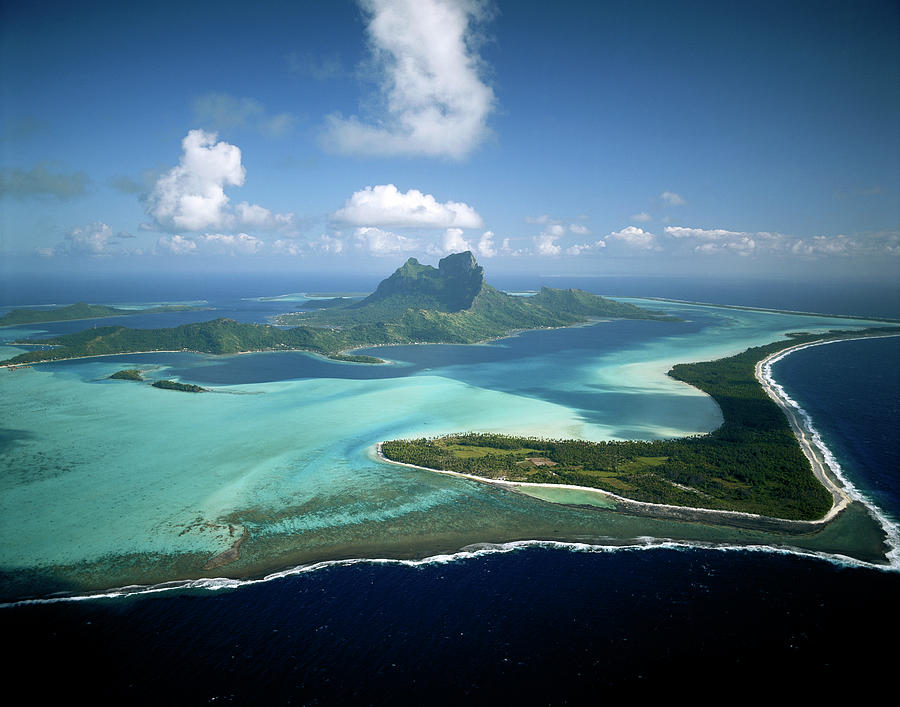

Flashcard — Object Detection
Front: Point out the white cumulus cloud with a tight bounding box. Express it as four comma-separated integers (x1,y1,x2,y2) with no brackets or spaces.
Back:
147,130,293,234
197,233,265,255
695,237,756,256
476,230,497,257
147,130,246,232
322,0,495,160
665,226,746,240
156,233,265,256
790,235,855,256
607,226,657,250
235,202,296,230
157,235,198,255
428,227,472,255
660,191,686,206
533,223,565,255
332,184,483,228
566,240,606,255
354,226,420,256
56,222,116,255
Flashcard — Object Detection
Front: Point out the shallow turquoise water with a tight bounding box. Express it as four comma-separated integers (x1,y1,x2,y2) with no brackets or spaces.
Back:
0,300,888,582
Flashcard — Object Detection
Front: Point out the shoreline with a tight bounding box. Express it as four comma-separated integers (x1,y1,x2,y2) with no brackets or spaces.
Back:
376,333,900,534
375,444,830,534
0,347,397,370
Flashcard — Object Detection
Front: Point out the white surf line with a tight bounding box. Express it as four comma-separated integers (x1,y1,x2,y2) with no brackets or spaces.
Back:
5,535,896,608
759,334,900,566
756,341,852,522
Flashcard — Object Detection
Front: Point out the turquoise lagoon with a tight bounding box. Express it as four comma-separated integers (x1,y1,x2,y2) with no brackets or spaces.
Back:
0,300,894,599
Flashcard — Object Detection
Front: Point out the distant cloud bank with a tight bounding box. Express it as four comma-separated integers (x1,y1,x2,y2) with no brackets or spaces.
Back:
0,163,89,199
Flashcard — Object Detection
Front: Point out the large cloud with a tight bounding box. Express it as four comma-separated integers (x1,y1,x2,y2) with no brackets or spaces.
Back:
147,130,246,232
322,0,495,160
332,184,483,228
146,130,294,233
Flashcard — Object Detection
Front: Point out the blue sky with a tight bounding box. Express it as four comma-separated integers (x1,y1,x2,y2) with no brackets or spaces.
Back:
1,0,898,282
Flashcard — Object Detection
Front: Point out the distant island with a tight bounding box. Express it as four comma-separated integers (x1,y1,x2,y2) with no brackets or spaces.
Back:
0,302,202,327
0,252,672,367
151,380,207,393
381,327,898,522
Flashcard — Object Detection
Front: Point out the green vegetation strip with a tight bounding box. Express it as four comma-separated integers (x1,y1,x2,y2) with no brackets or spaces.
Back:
151,380,207,393
0,302,199,327
382,328,897,521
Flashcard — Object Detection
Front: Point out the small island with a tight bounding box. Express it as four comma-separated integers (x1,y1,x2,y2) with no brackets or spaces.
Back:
380,327,897,522
109,369,143,381
151,380,207,393
0,302,202,327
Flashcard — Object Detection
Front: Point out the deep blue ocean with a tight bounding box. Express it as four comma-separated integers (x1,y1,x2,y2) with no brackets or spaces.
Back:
3,273,899,703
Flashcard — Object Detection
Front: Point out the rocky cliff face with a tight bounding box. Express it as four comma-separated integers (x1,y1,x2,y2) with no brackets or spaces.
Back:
438,251,480,277
362,251,485,312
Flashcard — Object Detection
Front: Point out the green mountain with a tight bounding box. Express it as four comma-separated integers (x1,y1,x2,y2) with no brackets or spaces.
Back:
276,250,669,329
364,251,485,311
2,252,673,366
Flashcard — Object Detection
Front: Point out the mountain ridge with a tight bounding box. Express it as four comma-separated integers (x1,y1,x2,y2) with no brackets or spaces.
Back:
276,251,669,329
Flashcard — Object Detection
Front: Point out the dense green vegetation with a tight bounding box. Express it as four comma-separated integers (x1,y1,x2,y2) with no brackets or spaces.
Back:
0,302,199,326
109,369,143,381
151,380,207,393
0,252,670,367
382,328,898,520
326,353,386,364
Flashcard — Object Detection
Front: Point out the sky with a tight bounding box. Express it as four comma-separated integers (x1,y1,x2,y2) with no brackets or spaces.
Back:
1,0,898,283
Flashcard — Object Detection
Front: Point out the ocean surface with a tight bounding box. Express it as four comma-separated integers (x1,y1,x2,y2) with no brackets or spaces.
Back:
1,273,898,701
